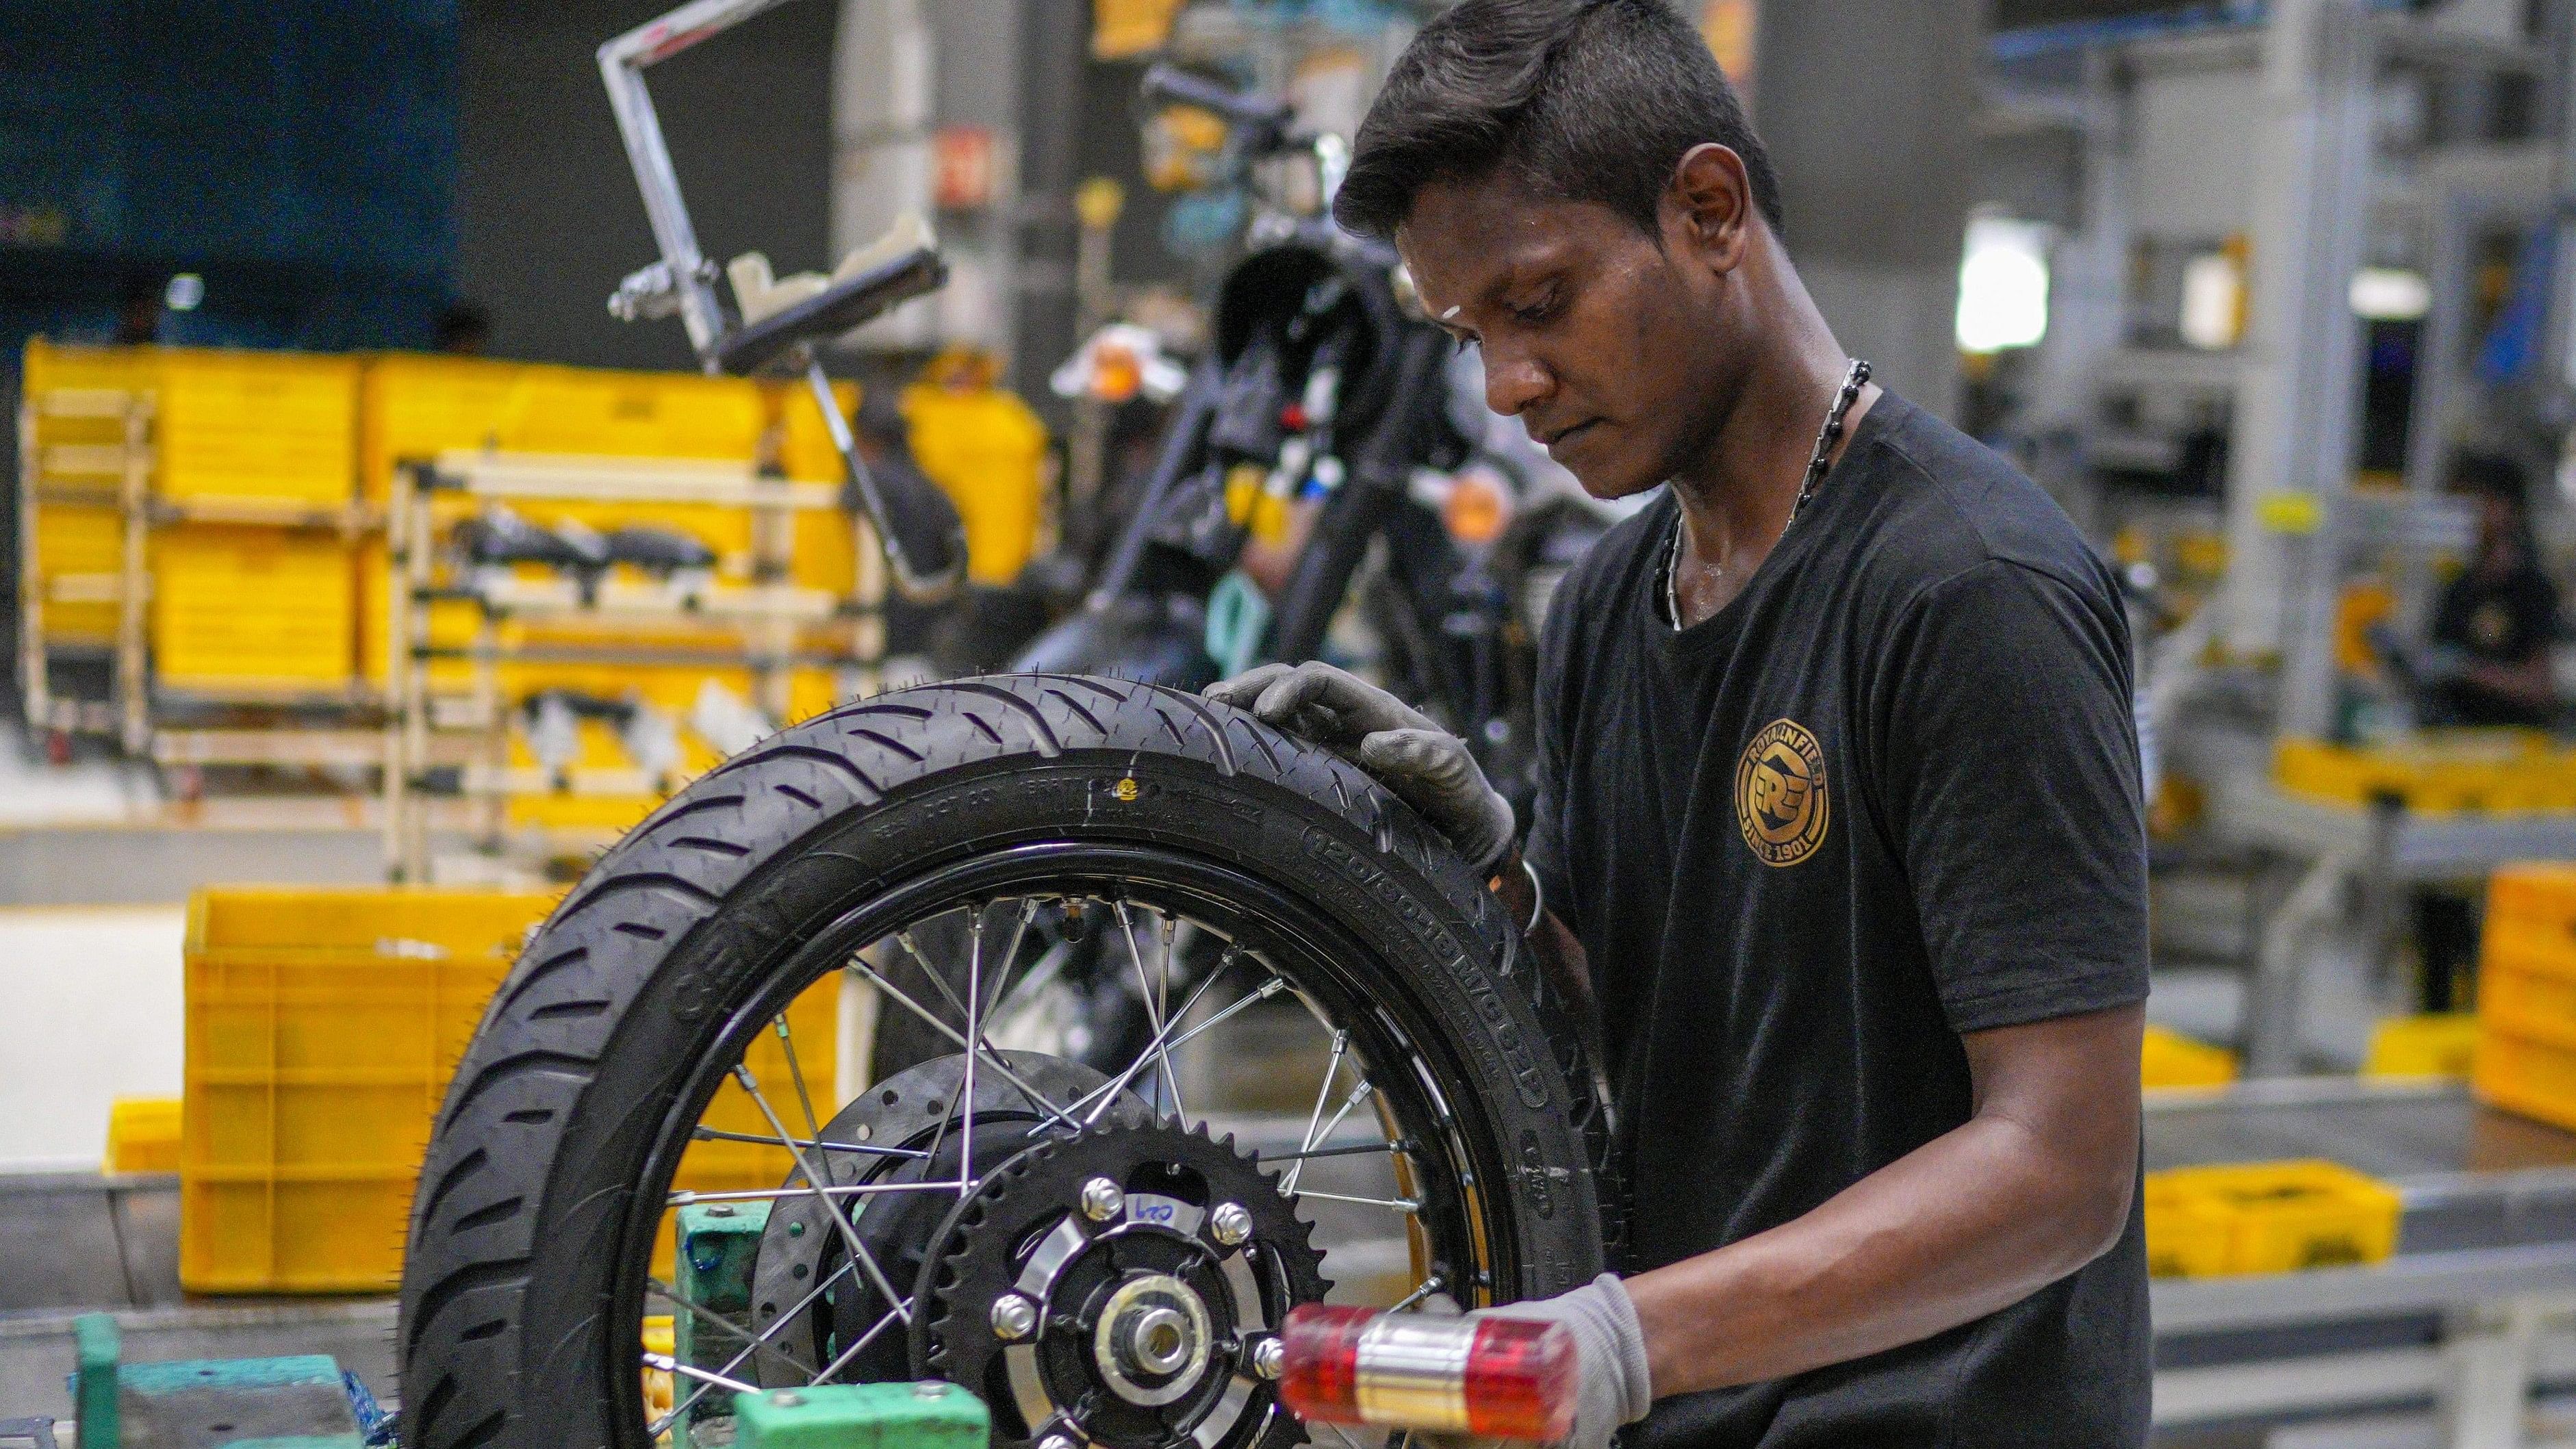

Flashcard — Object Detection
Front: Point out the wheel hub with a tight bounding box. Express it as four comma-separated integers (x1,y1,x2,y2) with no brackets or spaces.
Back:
1092,1271,1214,1404
915,1119,1329,1449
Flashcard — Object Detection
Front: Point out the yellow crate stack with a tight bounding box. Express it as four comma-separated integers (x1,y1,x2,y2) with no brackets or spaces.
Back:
180,886,843,1293
21,339,360,700
2276,733,2576,814
154,526,358,693
2143,1160,2403,1278
356,357,838,692
2474,866,2576,1131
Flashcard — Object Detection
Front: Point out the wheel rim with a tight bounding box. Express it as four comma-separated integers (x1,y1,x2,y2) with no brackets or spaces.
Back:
613,841,1527,1448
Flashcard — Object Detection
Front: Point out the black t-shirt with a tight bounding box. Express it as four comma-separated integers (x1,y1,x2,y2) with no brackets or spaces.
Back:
1525,392,2152,1448
2430,563,2559,728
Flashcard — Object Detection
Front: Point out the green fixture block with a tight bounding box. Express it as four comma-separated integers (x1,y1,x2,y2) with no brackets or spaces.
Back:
73,1314,118,1449
730,1381,990,1449
118,1356,358,1447
674,1200,771,1445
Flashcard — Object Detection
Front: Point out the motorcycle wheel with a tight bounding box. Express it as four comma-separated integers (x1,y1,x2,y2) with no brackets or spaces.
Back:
397,673,1616,1449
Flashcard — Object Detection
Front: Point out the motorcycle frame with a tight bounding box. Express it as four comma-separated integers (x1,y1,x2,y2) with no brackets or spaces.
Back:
598,0,802,369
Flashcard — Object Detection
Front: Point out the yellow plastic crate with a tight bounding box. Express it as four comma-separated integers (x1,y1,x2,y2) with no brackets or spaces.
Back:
902,381,1047,585
26,341,358,506
2141,1174,2233,1279
2275,733,2569,815
2492,864,2576,937
181,885,841,1293
181,887,557,1293
2143,1025,2238,1090
357,353,769,502
153,348,359,505
2364,1014,2479,1079
153,525,355,691
2141,1161,2403,1277
107,1097,183,1175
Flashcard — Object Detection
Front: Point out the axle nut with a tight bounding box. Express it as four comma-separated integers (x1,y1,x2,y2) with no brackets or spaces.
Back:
1080,1177,1125,1222
1209,1201,1253,1248
1249,1336,1284,1381
991,1292,1040,1342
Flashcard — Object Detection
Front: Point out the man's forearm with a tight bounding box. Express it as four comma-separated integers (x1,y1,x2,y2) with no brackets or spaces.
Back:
1623,1005,2144,1398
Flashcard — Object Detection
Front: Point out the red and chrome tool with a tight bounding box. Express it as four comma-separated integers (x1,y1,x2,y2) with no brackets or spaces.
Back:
1274,1303,1578,1442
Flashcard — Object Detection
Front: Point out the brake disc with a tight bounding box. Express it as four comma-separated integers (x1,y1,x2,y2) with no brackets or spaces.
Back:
914,1120,1328,1449
750,1051,1149,1388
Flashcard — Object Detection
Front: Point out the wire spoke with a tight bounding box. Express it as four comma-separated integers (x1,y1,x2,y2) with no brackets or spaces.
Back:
669,1179,964,1206
1386,1273,1446,1313
1074,965,1278,1127
734,1066,913,1324
1264,1138,1415,1164
846,950,1085,1131
650,1255,865,1433
806,1296,913,1387
1117,899,1184,1115
1281,1079,1379,1196
984,897,1040,1020
1281,1029,1350,1196
644,1350,756,1396
649,1277,815,1379
1292,1188,1423,1214
960,907,984,1196
691,1124,925,1159
775,1013,824,1143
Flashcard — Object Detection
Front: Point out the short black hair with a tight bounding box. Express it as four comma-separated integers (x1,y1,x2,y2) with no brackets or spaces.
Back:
1334,0,1785,244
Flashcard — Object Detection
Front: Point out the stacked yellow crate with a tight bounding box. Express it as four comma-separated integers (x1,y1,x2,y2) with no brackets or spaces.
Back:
180,886,841,1292
2276,732,2576,814
356,355,828,696
2473,866,2576,1130
2143,1161,2403,1278
21,340,361,695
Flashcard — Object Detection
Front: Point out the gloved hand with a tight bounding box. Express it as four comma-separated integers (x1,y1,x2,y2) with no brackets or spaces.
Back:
1473,1274,1653,1449
1204,661,1515,873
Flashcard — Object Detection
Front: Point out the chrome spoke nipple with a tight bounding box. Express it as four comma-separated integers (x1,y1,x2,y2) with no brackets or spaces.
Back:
991,1292,1040,1342
1080,1177,1125,1222
1249,1335,1284,1381
1209,1201,1252,1248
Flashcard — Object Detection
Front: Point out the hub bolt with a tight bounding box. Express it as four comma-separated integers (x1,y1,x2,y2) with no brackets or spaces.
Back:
1080,1177,1125,1222
990,1292,1040,1342
1209,1201,1253,1247
1249,1335,1285,1381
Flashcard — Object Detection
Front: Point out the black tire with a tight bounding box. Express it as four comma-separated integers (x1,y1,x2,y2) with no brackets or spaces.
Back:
397,673,1616,1449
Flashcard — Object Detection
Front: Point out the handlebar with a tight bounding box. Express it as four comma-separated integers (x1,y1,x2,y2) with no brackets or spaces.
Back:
713,243,945,376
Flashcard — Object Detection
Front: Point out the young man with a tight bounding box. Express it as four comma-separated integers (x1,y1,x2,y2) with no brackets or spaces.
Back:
1206,1,2152,1445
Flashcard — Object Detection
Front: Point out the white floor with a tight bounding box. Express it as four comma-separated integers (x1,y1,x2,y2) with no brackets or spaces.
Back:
0,904,186,1170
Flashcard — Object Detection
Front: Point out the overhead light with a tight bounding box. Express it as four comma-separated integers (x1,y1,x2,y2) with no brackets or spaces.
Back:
164,273,204,311
2349,267,2430,322
1956,216,2052,354
2180,252,2243,351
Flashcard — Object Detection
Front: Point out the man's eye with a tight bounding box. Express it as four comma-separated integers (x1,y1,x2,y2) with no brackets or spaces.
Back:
1509,290,1559,324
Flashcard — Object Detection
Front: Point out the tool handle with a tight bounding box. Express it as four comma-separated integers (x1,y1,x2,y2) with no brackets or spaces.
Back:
1276,1304,1577,1443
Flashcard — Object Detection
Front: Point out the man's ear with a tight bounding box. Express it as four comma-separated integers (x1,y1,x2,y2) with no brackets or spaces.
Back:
1664,142,1755,274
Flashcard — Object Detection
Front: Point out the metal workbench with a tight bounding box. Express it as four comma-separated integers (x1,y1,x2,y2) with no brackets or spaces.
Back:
2210,780,2576,1075
2148,1078,2576,1444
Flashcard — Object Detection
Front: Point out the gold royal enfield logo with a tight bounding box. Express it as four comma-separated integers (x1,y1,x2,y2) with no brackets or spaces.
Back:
1735,719,1829,867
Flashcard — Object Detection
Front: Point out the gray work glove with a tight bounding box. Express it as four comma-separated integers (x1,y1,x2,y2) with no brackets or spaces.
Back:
1474,1274,1653,1449
1204,661,1515,874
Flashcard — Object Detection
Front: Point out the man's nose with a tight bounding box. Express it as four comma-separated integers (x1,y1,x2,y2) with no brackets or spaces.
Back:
1483,346,1551,418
